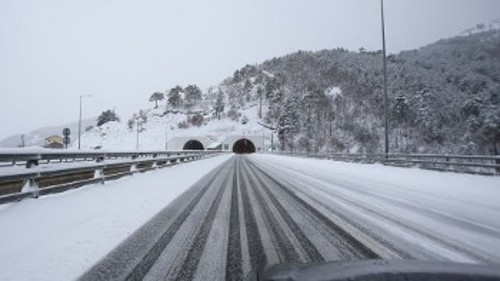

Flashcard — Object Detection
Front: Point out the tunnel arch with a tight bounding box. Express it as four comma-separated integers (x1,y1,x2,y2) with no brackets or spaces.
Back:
183,139,204,150
232,138,256,154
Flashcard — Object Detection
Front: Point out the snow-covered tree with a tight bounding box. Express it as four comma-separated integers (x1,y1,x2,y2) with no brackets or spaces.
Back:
167,86,183,108
214,89,225,120
97,110,120,127
184,84,202,109
149,92,164,109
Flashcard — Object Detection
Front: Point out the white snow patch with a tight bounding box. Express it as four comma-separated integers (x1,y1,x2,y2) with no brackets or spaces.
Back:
460,19,500,36
326,86,342,98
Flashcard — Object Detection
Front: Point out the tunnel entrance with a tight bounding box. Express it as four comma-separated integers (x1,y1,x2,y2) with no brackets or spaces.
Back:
232,138,256,154
183,140,204,150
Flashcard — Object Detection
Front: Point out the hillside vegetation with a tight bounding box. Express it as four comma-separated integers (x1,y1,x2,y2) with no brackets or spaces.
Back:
211,29,500,155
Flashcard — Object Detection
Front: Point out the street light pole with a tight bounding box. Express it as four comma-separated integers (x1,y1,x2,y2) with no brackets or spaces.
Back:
136,117,140,150
381,0,389,156
78,94,91,150
165,117,169,150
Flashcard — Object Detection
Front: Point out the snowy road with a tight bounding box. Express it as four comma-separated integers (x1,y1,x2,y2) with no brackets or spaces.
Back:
79,154,500,280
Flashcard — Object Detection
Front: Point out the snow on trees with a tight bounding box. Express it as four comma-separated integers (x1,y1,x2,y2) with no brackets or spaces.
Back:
214,89,225,120
149,92,165,109
97,110,120,127
167,86,183,108
184,84,202,109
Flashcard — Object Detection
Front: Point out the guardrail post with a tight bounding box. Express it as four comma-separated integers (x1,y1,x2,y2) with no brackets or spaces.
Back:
94,169,105,184
130,164,138,173
22,178,39,198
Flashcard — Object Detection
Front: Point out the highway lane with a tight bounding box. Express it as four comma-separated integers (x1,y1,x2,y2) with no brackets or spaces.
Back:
80,154,500,281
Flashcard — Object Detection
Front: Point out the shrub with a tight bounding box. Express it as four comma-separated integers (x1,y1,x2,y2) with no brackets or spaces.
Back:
177,120,189,129
227,108,240,121
189,113,204,127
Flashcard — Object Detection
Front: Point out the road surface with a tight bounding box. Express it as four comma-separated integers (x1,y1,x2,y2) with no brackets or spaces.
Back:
80,154,500,280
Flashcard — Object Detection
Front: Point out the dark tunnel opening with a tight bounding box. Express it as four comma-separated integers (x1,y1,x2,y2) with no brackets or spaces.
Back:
183,140,204,150
232,138,256,154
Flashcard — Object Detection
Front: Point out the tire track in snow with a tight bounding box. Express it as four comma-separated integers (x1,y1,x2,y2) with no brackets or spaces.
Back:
82,155,399,281
173,169,229,281
290,165,490,262
270,161,500,239
250,156,498,264
241,159,301,264
144,160,233,281
250,157,416,260
238,157,267,271
330,192,496,263
247,159,380,260
79,158,232,281
225,161,243,280
243,158,324,263
126,160,230,281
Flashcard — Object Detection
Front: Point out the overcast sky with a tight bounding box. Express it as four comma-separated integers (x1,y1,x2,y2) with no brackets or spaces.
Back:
1,0,499,140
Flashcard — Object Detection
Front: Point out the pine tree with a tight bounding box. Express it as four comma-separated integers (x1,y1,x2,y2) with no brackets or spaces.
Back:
265,77,284,122
214,89,225,120
184,84,202,109
149,92,164,109
278,95,300,151
97,110,120,126
167,86,183,108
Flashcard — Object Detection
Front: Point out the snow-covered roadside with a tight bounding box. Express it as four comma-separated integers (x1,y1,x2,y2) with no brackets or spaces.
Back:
0,154,233,281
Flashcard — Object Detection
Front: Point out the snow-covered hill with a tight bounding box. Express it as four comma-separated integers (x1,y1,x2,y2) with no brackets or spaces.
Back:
77,103,270,151
0,118,96,148
460,18,500,36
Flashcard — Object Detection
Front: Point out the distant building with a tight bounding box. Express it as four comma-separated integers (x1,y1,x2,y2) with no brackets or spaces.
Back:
207,141,222,150
44,135,64,149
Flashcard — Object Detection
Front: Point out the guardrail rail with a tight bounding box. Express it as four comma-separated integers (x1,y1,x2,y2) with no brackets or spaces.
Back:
273,151,500,175
0,150,225,204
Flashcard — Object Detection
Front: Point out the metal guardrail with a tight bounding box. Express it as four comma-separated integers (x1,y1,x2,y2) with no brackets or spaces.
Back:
0,150,226,204
0,150,214,168
272,152,500,175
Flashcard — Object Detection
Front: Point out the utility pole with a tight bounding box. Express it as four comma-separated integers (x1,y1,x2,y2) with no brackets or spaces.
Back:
165,122,168,150
165,115,169,150
78,94,91,150
136,118,140,150
381,0,389,156
258,87,263,119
